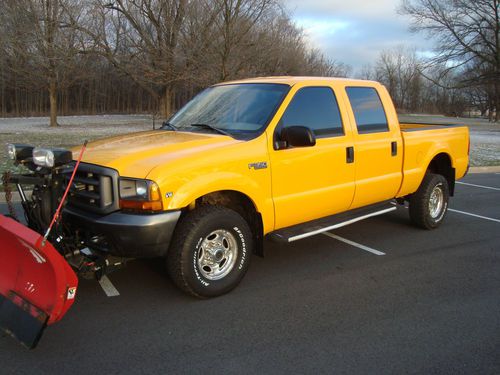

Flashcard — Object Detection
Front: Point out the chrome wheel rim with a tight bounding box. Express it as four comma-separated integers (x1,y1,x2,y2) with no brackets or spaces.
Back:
429,184,444,219
197,229,238,280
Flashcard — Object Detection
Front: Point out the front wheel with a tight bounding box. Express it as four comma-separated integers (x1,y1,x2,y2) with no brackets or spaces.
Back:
167,205,253,298
409,173,450,229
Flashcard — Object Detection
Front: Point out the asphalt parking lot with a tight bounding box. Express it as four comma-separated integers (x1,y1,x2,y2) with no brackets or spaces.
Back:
1,173,499,374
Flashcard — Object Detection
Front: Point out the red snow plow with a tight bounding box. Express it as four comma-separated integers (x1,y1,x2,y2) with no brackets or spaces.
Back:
0,141,117,349
0,215,78,349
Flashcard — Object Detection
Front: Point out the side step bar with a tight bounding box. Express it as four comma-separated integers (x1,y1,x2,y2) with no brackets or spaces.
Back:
268,201,397,243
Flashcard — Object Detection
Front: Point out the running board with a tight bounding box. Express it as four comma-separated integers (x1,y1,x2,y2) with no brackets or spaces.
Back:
268,201,397,243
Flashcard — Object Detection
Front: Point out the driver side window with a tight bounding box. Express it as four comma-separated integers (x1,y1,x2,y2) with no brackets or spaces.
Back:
280,87,344,137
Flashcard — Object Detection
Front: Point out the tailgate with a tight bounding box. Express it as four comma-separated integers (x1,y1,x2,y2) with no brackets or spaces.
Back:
0,215,78,349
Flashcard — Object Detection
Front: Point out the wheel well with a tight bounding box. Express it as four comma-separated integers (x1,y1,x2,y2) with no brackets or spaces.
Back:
192,191,264,256
427,153,455,196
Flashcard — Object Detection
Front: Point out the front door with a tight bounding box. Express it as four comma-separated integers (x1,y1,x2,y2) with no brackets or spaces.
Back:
269,85,356,229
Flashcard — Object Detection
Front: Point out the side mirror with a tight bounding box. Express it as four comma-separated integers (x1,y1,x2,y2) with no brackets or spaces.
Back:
276,126,316,150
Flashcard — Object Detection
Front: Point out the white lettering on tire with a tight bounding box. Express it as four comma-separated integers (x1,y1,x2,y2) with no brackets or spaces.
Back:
233,226,247,270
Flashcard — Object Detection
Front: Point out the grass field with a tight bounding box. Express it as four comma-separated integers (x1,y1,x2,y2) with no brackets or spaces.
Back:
0,115,154,177
1,114,499,179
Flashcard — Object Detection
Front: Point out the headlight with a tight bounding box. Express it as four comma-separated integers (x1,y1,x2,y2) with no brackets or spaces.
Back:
120,178,149,199
32,148,72,168
7,144,16,160
33,148,54,167
119,178,162,211
6,143,34,162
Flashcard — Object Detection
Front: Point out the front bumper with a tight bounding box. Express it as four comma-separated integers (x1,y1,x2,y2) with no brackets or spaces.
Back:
63,207,181,258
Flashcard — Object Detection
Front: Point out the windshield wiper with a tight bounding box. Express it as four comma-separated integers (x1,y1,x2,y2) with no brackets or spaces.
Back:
190,123,232,137
160,121,178,131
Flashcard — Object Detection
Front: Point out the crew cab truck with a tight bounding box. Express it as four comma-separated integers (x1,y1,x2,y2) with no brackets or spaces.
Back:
1,77,469,347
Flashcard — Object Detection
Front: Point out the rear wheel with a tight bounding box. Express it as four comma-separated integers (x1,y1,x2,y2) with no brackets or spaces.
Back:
409,173,449,229
167,205,252,298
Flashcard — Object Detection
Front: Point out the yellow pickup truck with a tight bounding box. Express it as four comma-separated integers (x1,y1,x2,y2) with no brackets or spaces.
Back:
4,77,469,300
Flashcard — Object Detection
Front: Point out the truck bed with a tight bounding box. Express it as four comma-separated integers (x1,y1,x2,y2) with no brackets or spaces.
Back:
397,122,470,197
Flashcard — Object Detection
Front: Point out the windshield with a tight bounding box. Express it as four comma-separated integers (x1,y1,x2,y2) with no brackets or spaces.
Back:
167,83,289,139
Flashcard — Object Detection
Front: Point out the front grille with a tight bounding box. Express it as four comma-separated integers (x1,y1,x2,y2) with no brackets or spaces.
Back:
66,163,120,214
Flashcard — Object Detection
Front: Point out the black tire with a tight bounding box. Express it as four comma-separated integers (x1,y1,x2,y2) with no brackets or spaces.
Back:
409,173,449,229
167,205,253,298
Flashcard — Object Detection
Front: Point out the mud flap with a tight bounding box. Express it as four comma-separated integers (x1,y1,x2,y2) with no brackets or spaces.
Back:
0,215,78,349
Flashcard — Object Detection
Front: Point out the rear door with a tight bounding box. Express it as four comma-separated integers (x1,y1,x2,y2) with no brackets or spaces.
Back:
342,85,403,208
269,84,356,229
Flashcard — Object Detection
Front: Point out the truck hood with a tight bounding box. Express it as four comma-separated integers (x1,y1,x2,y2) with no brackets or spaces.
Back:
77,130,240,178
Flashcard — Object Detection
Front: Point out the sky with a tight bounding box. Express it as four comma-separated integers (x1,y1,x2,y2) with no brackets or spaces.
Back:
288,0,435,75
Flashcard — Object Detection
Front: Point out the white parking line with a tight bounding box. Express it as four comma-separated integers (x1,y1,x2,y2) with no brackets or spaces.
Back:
322,232,386,256
393,201,499,223
98,275,120,297
456,181,500,191
448,209,500,223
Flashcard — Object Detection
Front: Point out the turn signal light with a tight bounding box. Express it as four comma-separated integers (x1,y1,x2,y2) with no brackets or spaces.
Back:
119,199,163,211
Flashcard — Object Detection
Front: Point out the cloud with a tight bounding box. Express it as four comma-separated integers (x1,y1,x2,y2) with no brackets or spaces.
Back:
287,0,435,73
288,0,401,19
294,17,351,50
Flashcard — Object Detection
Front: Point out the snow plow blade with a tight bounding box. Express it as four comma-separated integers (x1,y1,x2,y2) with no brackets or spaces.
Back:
0,215,78,349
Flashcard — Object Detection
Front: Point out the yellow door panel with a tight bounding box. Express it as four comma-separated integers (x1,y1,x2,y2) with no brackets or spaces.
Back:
270,137,355,229
350,133,402,208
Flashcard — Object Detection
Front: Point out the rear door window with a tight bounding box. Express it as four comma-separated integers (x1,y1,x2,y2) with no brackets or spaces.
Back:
280,87,344,137
346,87,389,134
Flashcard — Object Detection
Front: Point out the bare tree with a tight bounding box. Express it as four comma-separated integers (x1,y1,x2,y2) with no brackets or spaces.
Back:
0,0,83,126
375,47,422,111
78,0,188,116
357,64,375,80
0,0,351,118
242,8,349,78
211,0,278,80
400,0,500,121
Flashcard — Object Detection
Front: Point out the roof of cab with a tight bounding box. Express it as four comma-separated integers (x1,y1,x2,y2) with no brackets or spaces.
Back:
215,76,380,87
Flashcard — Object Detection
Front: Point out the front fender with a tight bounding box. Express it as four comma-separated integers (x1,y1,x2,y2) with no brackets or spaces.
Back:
165,172,275,233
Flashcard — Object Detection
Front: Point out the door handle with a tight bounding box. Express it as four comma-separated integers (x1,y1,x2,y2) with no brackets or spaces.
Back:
391,141,397,156
346,146,354,163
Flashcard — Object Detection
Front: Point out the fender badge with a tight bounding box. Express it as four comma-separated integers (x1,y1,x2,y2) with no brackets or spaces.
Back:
248,162,267,170
165,192,173,198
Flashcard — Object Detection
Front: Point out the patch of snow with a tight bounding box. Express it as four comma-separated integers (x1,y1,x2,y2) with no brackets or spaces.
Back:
0,114,158,135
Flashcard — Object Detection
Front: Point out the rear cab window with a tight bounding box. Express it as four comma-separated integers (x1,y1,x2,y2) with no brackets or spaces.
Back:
279,86,344,137
345,87,389,134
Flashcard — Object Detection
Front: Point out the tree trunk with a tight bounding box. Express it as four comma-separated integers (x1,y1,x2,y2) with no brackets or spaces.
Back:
160,85,174,118
49,80,58,127
495,81,500,122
